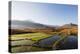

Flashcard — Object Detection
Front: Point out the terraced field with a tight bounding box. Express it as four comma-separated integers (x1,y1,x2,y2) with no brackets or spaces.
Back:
9,32,78,53
10,33,51,41
9,33,52,52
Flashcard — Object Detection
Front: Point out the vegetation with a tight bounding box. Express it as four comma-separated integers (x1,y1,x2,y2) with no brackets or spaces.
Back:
9,23,78,52
10,33,51,41
10,33,53,52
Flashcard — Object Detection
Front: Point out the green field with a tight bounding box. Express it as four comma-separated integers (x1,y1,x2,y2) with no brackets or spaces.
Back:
10,33,52,52
11,33,51,41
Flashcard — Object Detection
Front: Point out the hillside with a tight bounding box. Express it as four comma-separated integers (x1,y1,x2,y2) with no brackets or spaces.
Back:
11,20,55,29
9,20,78,35
57,23,78,36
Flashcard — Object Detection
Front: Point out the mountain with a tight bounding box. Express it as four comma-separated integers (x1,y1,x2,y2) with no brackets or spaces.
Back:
9,20,78,35
10,20,54,29
57,23,78,36
61,23,77,28
9,20,56,34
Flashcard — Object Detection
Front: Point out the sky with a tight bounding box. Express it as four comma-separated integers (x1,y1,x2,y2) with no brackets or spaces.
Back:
12,1,78,26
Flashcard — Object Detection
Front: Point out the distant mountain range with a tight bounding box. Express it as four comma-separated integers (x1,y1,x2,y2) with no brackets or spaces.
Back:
9,20,78,35
10,20,55,29
61,23,77,28
10,20,77,29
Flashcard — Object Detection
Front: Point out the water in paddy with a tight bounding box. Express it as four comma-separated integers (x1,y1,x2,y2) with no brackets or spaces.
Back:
57,36,78,49
33,35,78,50
32,35,61,48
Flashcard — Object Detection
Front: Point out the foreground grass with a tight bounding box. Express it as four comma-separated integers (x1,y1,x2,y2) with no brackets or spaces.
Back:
11,46,48,53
